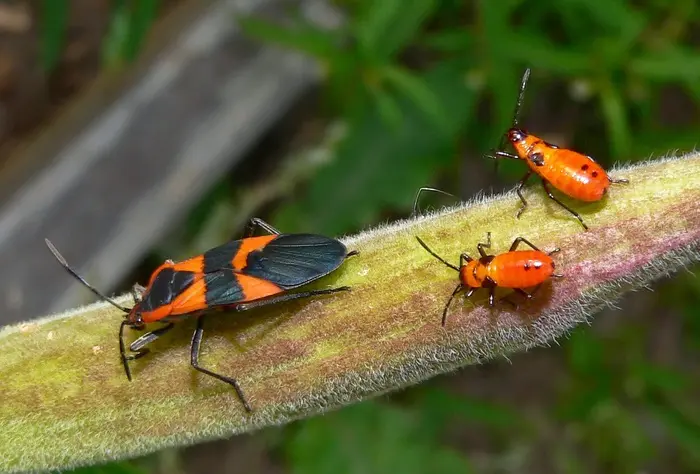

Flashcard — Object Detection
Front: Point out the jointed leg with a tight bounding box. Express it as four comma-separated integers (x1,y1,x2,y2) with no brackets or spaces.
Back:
477,232,492,258
233,287,351,312
541,180,588,230
515,171,533,218
120,322,176,382
412,187,456,217
191,316,252,412
244,217,281,238
610,176,629,184
459,253,473,266
489,151,521,160
509,236,541,252
129,323,175,352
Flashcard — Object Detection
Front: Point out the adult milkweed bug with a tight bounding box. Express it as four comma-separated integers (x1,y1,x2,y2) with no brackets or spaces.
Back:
46,218,358,412
416,232,562,326
488,68,629,230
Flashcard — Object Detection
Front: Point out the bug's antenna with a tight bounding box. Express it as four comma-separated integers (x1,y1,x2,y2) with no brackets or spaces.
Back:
511,68,531,130
45,238,131,313
490,68,532,175
416,236,460,272
442,284,464,326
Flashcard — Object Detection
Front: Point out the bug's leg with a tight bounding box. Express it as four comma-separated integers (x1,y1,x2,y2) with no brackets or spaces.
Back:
191,316,252,412
477,232,492,258
498,295,519,309
119,321,134,381
609,176,629,184
515,286,538,299
442,284,465,327
346,250,360,258
128,322,175,353
508,236,542,252
515,171,534,219
120,322,175,381
233,287,351,312
243,217,281,238
541,180,588,230
459,253,473,266
488,287,496,307
487,151,521,160
130,283,146,304
412,187,456,217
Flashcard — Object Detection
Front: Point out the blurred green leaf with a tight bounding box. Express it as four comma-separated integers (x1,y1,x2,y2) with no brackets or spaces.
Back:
272,60,476,235
630,47,700,83
285,401,472,474
566,328,606,374
38,0,69,72
632,363,688,395
498,35,590,75
102,0,130,68
354,0,437,61
379,65,450,133
237,16,340,61
648,400,700,463
598,80,631,159
420,29,473,53
368,84,403,131
419,388,523,428
102,0,159,67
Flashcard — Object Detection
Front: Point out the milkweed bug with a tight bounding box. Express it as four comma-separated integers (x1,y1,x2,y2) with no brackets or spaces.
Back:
46,218,358,412
488,68,629,230
416,232,562,326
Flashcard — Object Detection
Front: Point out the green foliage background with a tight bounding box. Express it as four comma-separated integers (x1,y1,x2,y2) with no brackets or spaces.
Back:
37,0,700,473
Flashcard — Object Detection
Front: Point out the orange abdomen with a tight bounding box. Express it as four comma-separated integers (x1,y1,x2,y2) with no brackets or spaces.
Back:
487,251,555,288
512,134,610,202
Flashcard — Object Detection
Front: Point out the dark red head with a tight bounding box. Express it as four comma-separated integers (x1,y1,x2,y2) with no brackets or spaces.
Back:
507,128,527,144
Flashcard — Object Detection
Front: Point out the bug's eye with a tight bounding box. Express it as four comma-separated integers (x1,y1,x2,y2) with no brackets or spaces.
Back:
508,128,526,143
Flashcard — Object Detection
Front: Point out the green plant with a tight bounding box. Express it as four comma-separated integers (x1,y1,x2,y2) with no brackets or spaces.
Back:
2,154,699,472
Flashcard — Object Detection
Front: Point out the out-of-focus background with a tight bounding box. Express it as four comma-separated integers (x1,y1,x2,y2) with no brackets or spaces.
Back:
2,0,700,472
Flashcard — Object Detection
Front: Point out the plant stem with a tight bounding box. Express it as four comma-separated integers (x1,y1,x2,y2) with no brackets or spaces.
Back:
1,152,699,473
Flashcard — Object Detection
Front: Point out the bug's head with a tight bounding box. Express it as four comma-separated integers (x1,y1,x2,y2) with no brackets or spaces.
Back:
507,128,527,144
125,305,145,329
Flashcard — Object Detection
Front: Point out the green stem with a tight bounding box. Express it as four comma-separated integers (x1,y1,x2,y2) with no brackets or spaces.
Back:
2,152,700,473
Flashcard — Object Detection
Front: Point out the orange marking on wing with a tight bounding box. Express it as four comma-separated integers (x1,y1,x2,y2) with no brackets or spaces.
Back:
171,255,206,274
232,235,277,270
145,256,205,288
167,276,209,316
237,273,284,302
140,304,174,324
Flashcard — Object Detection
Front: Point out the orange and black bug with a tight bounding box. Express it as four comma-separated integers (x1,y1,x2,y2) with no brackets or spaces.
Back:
416,232,562,326
46,218,358,412
488,69,629,230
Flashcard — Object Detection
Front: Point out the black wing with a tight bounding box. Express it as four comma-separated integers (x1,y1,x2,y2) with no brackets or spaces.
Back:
202,270,246,307
139,268,197,312
242,234,348,289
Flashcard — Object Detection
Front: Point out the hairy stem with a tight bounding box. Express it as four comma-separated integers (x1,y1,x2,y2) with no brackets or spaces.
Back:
1,152,699,473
